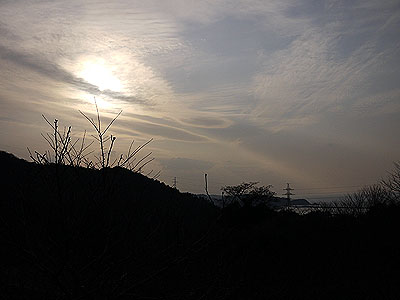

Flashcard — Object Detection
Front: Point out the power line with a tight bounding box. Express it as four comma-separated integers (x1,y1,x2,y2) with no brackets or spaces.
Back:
295,189,363,196
295,185,370,191
169,178,373,190
306,195,346,200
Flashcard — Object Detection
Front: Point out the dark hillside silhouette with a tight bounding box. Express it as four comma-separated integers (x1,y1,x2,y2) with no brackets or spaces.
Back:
0,151,217,299
1,151,400,299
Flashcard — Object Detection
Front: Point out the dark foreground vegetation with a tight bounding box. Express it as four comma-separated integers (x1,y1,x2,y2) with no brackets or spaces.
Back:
1,151,400,299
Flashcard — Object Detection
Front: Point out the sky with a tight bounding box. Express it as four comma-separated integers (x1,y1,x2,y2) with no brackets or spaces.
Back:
1,0,399,198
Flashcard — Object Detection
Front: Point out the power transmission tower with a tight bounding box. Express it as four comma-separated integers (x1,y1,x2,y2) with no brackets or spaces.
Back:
172,177,177,189
283,183,294,208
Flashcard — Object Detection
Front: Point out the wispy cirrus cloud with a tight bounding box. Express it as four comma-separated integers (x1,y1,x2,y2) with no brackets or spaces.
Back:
251,0,400,129
1,0,399,193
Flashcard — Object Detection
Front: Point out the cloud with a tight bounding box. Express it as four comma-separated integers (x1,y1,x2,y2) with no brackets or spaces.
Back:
251,1,400,130
0,0,189,110
115,119,209,142
159,157,214,171
0,45,148,104
180,116,232,128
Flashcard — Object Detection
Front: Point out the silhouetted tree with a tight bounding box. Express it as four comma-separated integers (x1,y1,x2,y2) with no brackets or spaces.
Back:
381,161,400,201
221,182,275,207
336,184,392,216
333,162,400,216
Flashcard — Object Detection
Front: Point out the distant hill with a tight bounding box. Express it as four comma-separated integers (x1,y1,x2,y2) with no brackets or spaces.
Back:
200,194,311,208
270,197,311,207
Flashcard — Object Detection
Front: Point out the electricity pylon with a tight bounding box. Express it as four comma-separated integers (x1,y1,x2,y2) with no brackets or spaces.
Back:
283,183,294,207
172,177,177,189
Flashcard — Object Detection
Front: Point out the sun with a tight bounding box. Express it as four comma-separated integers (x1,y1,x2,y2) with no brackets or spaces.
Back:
79,59,123,92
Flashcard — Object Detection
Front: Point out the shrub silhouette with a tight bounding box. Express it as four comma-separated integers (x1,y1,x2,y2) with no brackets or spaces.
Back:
28,98,156,175
382,161,400,201
317,163,400,216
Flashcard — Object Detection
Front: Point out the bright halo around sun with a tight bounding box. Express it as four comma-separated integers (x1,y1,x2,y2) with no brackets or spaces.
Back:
79,59,123,92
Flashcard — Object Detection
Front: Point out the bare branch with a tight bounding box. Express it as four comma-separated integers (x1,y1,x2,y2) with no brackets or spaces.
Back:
131,152,152,171
152,170,161,180
79,110,98,132
42,114,55,130
94,97,101,133
103,110,122,135
106,135,116,168
137,158,155,173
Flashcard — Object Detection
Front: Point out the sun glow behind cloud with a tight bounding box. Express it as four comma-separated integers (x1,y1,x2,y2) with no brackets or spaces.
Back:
78,59,123,92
